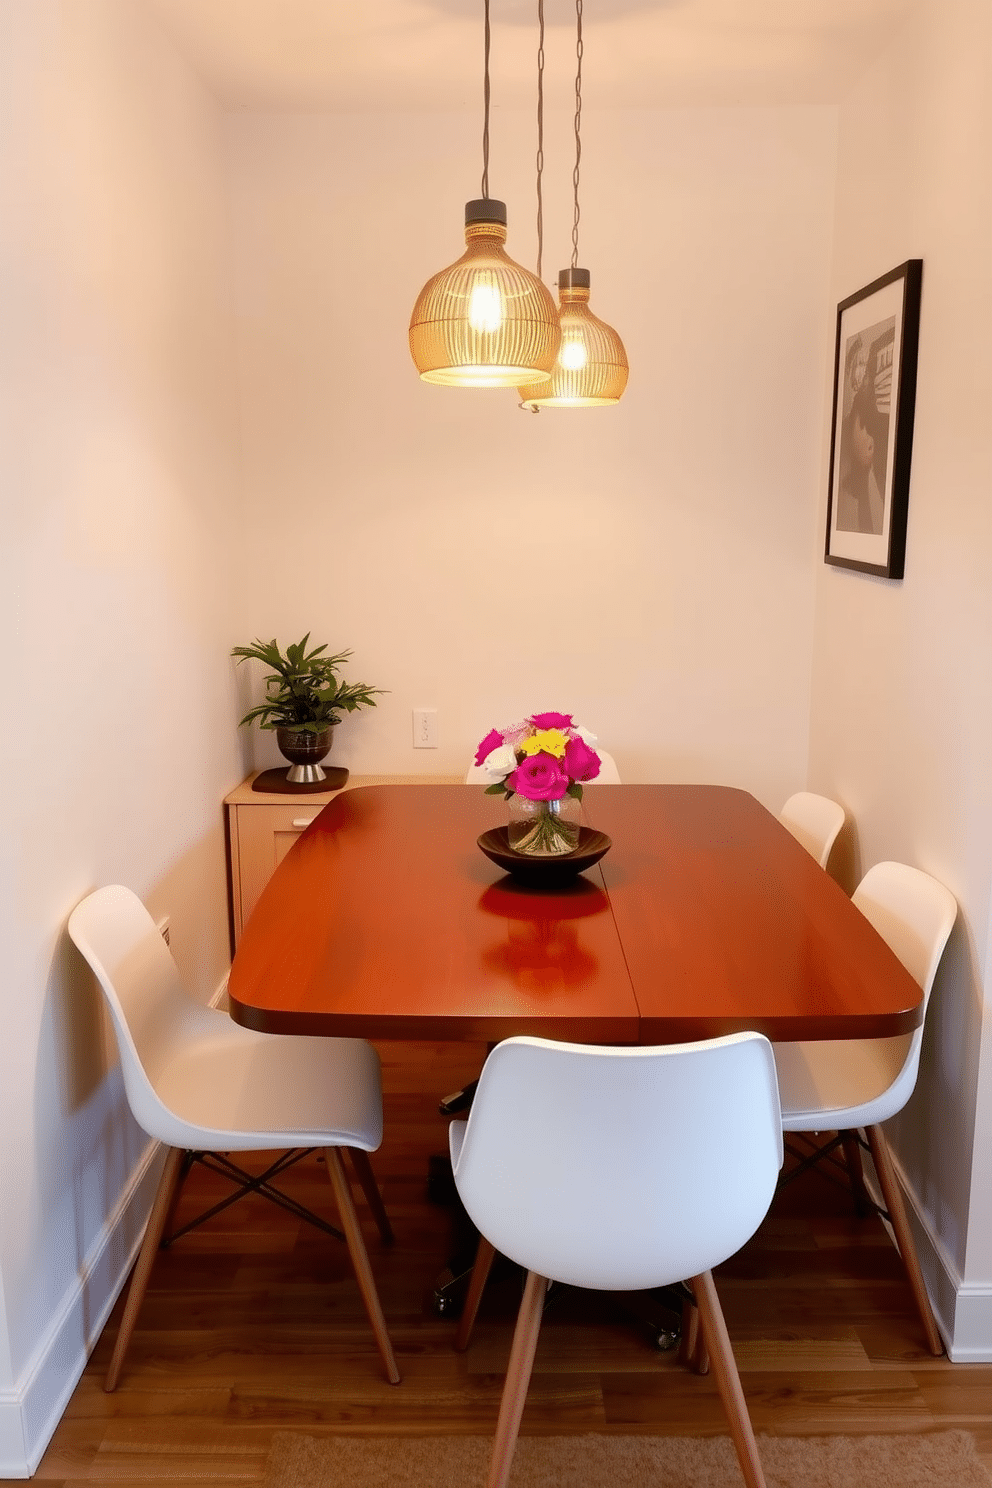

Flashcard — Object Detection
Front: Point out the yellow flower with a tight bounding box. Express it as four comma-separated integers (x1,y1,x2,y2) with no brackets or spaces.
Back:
520,728,568,759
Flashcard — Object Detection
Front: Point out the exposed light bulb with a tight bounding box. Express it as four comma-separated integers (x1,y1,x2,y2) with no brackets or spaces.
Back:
559,335,588,371
468,277,503,333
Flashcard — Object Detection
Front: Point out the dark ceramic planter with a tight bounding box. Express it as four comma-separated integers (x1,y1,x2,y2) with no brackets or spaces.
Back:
275,725,335,784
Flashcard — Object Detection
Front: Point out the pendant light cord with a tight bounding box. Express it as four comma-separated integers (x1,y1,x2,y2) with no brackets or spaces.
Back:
535,0,545,282
481,0,491,199
571,0,583,268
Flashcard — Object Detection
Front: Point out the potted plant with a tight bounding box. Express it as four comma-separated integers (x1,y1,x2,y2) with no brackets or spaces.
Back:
232,634,384,784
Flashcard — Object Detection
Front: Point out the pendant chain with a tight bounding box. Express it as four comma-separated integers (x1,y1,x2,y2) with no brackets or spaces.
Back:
481,0,491,198
571,0,583,268
536,0,545,280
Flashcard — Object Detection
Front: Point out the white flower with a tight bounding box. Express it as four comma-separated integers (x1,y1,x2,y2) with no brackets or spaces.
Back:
481,743,518,781
574,724,598,745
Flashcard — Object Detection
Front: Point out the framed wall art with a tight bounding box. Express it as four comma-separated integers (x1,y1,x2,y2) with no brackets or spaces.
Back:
824,259,922,579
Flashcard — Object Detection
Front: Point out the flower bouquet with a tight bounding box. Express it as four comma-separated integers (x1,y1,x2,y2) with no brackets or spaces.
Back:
474,711,602,856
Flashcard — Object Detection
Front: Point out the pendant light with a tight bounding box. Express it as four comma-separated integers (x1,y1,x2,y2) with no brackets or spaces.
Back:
519,0,628,410
408,0,560,388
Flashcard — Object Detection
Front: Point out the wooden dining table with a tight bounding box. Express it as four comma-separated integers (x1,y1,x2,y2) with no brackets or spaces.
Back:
227,783,922,1047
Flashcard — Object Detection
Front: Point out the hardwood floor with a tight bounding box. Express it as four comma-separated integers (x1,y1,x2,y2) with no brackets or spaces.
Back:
35,1041,992,1485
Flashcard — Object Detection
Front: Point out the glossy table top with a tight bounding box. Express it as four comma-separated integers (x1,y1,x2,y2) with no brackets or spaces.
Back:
228,783,922,1045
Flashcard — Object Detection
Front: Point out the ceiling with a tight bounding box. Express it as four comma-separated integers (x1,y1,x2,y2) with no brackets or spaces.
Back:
145,0,919,110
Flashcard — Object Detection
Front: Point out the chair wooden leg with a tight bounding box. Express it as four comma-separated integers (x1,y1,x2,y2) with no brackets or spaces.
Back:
324,1147,401,1384
486,1269,547,1488
105,1146,184,1392
692,1270,765,1488
346,1147,394,1245
865,1125,944,1356
455,1234,497,1352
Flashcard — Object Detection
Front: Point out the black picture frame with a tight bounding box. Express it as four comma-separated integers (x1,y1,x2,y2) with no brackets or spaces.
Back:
824,259,922,579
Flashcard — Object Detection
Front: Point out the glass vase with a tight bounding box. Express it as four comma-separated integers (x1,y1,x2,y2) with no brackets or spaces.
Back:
507,793,581,856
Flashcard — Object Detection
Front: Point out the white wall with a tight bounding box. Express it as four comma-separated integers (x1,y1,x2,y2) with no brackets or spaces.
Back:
226,104,837,801
808,0,992,1356
7,0,992,1470
0,0,242,1469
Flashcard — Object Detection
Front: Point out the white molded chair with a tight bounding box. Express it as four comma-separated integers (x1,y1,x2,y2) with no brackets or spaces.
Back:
465,747,621,786
774,861,956,1355
778,791,845,869
450,1034,783,1488
67,885,400,1389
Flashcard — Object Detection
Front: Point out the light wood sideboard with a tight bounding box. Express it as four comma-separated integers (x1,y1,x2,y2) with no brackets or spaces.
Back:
223,772,463,951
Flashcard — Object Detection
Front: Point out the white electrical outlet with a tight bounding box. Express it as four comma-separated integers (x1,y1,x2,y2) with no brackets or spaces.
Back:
413,707,438,748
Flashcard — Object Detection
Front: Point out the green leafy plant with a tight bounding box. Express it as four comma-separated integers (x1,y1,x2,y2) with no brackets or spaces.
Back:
231,635,384,733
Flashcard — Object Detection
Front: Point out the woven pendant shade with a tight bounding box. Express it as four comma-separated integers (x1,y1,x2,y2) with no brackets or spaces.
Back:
519,268,628,408
409,200,561,388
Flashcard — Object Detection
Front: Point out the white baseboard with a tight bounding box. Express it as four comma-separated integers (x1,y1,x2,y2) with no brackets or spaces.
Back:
0,1397,28,1482
865,1138,992,1362
209,970,230,1009
0,1140,165,1477
944,1284,992,1362
0,970,233,1476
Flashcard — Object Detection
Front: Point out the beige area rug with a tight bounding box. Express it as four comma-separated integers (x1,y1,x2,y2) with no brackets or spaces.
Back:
266,1429,991,1488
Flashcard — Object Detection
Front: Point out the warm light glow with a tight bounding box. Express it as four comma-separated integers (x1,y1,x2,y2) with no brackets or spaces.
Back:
468,277,503,333
559,334,588,371
409,202,560,387
518,269,628,409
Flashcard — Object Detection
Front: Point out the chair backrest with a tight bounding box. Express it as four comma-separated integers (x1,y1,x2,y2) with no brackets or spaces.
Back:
853,861,957,1004
67,885,209,1145
464,748,621,785
450,1033,782,1293
779,792,845,868
851,861,957,1112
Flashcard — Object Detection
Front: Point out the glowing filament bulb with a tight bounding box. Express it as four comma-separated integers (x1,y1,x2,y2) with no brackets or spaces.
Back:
468,276,503,333
559,334,588,371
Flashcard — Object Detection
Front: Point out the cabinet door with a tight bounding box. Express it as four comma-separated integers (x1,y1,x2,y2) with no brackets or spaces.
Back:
228,803,325,945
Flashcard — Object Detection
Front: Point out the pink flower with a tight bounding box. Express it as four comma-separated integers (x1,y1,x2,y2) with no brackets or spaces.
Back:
564,736,601,782
500,720,532,749
507,752,570,801
474,727,504,765
529,711,574,731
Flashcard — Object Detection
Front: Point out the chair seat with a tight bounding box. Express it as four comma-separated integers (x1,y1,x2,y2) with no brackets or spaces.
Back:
774,1033,915,1131
154,1011,384,1151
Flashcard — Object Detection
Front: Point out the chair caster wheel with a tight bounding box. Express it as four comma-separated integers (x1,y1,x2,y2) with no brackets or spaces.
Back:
432,1261,472,1318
